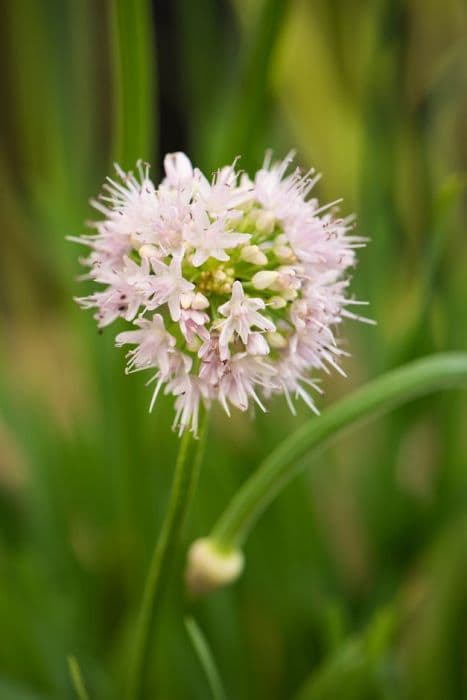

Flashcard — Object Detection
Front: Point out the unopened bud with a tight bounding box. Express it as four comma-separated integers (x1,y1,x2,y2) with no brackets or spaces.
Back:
213,270,227,283
252,270,279,290
241,245,268,266
281,287,298,301
256,210,275,234
274,245,295,262
185,538,244,595
269,295,287,310
267,331,288,349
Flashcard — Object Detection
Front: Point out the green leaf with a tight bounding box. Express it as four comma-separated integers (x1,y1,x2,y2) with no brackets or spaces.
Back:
185,617,227,700
68,656,90,700
294,607,396,700
208,0,292,170
109,0,157,168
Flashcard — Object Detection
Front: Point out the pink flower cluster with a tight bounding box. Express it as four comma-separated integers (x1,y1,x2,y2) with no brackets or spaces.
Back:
73,152,369,434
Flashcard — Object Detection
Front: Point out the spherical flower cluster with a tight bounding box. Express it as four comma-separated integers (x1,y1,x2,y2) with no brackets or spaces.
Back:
73,152,369,435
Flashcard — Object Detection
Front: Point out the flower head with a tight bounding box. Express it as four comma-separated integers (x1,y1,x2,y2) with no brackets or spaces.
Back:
73,152,371,434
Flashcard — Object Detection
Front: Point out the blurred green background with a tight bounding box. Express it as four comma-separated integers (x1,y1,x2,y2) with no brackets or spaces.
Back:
1,0,467,698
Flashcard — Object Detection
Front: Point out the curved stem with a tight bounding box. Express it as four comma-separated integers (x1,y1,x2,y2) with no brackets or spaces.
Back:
212,353,467,550
127,412,209,700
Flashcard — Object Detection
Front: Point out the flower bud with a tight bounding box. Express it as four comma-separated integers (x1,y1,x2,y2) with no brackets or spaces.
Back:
241,245,268,266
281,287,298,301
185,538,244,595
269,295,287,310
221,282,232,294
256,210,275,234
267,331,287,349
274,244,295,262
252,270,279,290
213,270,227,283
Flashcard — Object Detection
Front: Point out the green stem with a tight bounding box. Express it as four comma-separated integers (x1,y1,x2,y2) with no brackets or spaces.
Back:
212,353,467,550
127,412,209,700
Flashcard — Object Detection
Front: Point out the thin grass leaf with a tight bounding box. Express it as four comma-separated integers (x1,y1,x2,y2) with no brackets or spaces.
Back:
185,617,227,700
358,0,407,323
67,657,90,700
210,0,291,169
109,0,157,168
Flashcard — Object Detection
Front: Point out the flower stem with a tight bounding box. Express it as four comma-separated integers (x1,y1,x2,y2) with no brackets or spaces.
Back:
211,353,467,552
126,411,208,700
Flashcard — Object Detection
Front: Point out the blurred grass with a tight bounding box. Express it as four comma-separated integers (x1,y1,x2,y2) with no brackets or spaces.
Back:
0,0,466,698
109,0,156,169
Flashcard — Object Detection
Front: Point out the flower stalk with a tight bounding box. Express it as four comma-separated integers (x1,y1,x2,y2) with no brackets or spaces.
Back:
127,411,208,700
186,353,467,592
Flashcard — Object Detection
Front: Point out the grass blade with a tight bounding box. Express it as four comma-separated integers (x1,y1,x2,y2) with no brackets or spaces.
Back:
185,617,227,700
209,0,291,169
67,656,90,700
109,0,157,168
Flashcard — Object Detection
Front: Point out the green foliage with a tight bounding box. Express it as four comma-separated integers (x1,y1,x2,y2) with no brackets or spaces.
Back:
67,657,90,700
109,0,157,169
0,0,466,698
294,607,397,700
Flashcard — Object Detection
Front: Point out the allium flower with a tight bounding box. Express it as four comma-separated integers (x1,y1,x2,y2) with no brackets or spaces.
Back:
73,151,371,435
